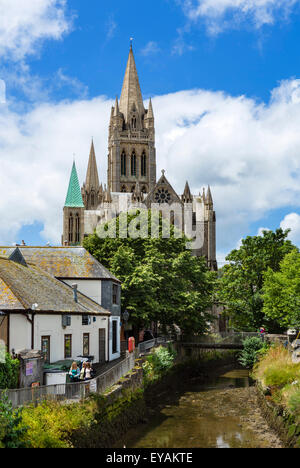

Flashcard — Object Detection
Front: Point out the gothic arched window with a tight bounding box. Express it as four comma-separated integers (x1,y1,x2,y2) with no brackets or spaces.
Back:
132,116,137,129
131,151,137,176
121,151,126,176
91,191,95,207
170,210,175,226
121,185,127,193
75,213,80,244
141,151,147,177
68,213,73,243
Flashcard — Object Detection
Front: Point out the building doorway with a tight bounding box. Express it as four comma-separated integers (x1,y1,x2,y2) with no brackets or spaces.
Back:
99,329,106,364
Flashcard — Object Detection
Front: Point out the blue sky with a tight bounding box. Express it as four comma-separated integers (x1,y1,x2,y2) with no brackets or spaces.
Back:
2,0,300,264
14,0,300,102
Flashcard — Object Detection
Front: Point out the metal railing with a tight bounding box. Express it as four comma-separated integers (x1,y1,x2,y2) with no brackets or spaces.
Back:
181,332,261,346
4,353,136,409
136,336,169,356
3,337,170,408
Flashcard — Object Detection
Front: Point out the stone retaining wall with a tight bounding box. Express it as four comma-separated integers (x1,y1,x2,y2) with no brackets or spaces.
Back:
71,360,147,448
256,384,300,448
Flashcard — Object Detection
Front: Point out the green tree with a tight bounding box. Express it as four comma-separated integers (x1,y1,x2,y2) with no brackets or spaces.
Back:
83,210,216,335
218,229,295,332
238,336,268,368
263,249,300,328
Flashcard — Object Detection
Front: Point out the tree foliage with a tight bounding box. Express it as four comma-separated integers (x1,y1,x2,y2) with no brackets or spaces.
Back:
263,249,300,328
218,229,295,331
238,336,268,369
0,353,19,389
83,210,216,335
143,344,177,383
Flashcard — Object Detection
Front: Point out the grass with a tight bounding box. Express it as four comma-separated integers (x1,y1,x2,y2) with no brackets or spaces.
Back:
253,345,300,388
253,345,300,423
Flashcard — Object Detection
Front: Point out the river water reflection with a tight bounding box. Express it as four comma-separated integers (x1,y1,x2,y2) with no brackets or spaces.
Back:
116,368,282,449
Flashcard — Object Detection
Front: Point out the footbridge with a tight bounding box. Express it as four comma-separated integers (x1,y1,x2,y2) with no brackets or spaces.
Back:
179,332,286,351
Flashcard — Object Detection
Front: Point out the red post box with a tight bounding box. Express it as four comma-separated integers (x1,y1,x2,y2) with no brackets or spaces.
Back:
128,337,135,353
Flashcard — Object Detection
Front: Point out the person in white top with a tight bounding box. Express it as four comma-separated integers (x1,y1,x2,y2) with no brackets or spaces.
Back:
85,362,93,380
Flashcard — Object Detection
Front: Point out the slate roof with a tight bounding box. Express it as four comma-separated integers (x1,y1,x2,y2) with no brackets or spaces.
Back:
0,255,110,315
0,247,120,282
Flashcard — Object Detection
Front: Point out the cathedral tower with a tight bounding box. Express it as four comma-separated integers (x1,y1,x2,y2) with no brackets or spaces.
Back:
62,45,217,271
62,161,85,246
108,45,156,194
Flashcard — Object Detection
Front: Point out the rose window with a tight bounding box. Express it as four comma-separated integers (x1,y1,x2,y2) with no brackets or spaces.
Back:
154,188,171,204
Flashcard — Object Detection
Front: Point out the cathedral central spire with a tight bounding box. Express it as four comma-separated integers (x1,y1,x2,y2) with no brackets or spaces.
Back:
119,45,145,124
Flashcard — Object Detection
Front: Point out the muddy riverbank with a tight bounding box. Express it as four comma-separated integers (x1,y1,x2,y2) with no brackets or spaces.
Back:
114,366,283,448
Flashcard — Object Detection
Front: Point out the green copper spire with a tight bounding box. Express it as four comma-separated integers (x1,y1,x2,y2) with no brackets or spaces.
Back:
64,161,85,208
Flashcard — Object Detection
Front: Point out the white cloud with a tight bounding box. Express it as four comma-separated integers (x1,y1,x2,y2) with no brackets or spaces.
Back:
55,69,88,99
0,96,111,244
141,41,161,56
0,0,71,60
105,16,117,42
216,251,228,266
3,79,300,254
280,213,300,243
180,0,299,34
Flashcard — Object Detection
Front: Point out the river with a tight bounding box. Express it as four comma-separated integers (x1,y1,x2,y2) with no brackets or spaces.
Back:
115,368,283,448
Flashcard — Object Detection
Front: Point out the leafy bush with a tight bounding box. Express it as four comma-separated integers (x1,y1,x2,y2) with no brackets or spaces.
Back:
143,345,176,383
20,400,96,448
0,393,28,448
238,336,268,368
253,345,300,388
0,353,19,389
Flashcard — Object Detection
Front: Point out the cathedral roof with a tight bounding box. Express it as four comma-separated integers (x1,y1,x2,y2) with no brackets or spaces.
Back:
119,45,145,123
84,140,100,191
65,161,85,208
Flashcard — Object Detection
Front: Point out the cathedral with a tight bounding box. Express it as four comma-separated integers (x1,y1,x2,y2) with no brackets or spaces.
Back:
62,45,217,271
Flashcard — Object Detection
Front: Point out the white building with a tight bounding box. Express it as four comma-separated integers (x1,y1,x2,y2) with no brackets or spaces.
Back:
0,246,122,362
0,247,112,364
